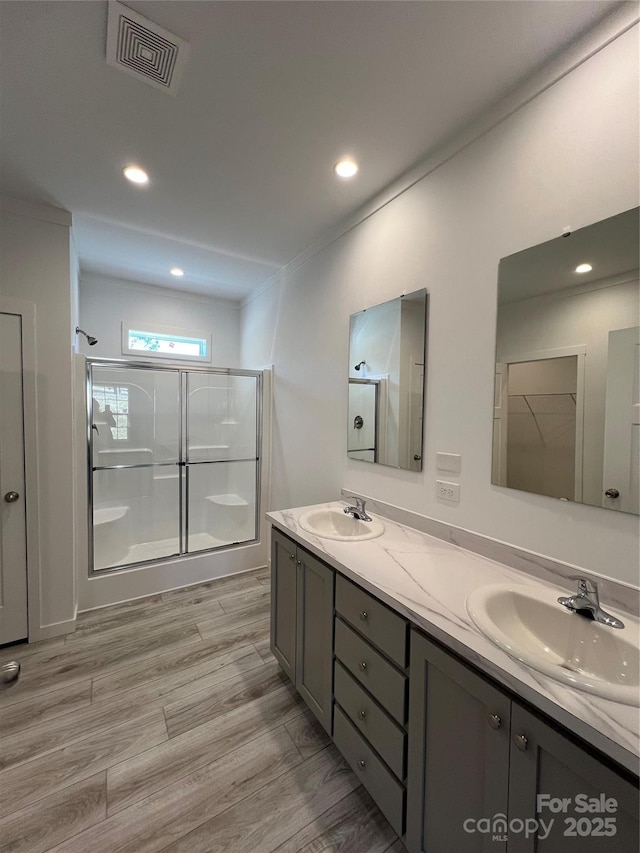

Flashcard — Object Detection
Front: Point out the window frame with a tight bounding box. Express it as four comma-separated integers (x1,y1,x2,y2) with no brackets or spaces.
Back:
121,321,212,363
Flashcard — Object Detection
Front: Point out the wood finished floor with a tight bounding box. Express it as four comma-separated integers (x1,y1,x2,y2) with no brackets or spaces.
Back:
0,568,401,853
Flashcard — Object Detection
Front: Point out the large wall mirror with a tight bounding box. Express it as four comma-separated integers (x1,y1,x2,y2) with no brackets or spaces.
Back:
493,207,639,515
348,289,427,471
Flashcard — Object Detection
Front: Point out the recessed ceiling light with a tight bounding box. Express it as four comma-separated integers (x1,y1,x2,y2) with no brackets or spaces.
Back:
335,159,359,179
575,263,593,274
123,165,149,185
170,267,184,277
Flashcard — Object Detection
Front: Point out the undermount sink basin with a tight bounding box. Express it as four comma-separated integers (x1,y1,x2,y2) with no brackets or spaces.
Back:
466,584,639,706
298,508,384,541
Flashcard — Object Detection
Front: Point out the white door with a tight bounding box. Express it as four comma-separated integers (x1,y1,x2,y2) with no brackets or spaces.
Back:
408,360,424,471
492,363,508,486
603,326,640,514
0,312,29,643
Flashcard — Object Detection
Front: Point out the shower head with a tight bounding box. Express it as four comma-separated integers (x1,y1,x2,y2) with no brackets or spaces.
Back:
76,327,98,346
354,360,366,371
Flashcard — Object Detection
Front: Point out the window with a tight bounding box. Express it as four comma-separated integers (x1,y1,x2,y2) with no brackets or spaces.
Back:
92,385,129,440
122,322,212,363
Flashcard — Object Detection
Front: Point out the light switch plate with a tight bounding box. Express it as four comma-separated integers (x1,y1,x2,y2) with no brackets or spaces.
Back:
436,452,461,474
436,480,460,503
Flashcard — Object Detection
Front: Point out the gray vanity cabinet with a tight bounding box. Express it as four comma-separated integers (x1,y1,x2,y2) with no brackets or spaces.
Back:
270,528,335,733
507,704,639,853
406,630,511,853
406,629,639,853
271,529,298,682
333,575,409,838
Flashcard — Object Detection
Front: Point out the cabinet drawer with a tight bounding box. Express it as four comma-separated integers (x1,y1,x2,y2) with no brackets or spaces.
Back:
336,574,407,667
334,661,406,780
334,705,405,837
335,618,407,724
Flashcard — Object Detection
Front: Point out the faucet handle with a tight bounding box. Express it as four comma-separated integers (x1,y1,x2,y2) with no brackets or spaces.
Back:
568,575,599,599
344,495,365,510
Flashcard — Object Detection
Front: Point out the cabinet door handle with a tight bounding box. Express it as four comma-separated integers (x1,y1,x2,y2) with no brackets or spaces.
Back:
513,734,528,752
296,560,301,566
288,553,295,560
359,709,367,719
359,610,368,621
359,661,368,672
488,713,502,730
358,759,366,769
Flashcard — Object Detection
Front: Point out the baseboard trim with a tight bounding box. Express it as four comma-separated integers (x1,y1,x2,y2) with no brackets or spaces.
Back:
33,618,77,641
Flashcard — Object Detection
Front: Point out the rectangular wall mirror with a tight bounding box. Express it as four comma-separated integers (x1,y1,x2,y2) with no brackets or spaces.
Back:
348,289,427,471
493,207,639,515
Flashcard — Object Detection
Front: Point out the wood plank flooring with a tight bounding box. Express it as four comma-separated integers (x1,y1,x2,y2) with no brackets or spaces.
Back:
0,568,400,853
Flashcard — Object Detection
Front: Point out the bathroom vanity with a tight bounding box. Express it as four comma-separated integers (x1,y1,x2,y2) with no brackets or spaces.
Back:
268,502,639,852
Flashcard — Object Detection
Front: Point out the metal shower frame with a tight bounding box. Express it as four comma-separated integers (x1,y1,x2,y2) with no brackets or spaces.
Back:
85,357,263,576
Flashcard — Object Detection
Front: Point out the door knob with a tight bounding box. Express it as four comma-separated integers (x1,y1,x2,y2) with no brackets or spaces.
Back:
4,491,19,503
1,661,20,687
604,488,620,499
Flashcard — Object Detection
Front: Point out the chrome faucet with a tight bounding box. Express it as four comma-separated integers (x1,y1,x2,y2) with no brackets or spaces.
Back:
557,577,625,629
343,496,372,522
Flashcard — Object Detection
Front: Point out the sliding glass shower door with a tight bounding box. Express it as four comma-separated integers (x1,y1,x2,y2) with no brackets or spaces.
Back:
186,373,258,553
88,361,261,573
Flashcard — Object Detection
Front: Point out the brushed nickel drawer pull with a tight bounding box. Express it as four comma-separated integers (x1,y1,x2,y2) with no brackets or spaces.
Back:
488,713,502,730
359,661,368,672
514,734,528,752
358,759,366,769
359,709,367,719
359,610,368,621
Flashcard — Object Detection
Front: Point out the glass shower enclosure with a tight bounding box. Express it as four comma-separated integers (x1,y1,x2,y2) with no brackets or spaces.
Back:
87,360,262,573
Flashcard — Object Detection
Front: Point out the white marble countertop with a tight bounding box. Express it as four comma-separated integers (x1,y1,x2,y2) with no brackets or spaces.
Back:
267,501,640,776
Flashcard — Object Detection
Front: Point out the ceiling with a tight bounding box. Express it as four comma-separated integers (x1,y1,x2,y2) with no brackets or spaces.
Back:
0,0,622,301
499,206,640,303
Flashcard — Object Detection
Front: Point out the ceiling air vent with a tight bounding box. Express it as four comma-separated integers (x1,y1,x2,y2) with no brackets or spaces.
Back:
106,1,189,96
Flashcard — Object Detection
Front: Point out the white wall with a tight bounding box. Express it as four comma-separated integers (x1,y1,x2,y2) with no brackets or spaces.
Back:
241,25,640,586
75,274,269,610
0,197,76,637
79,274,241,365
